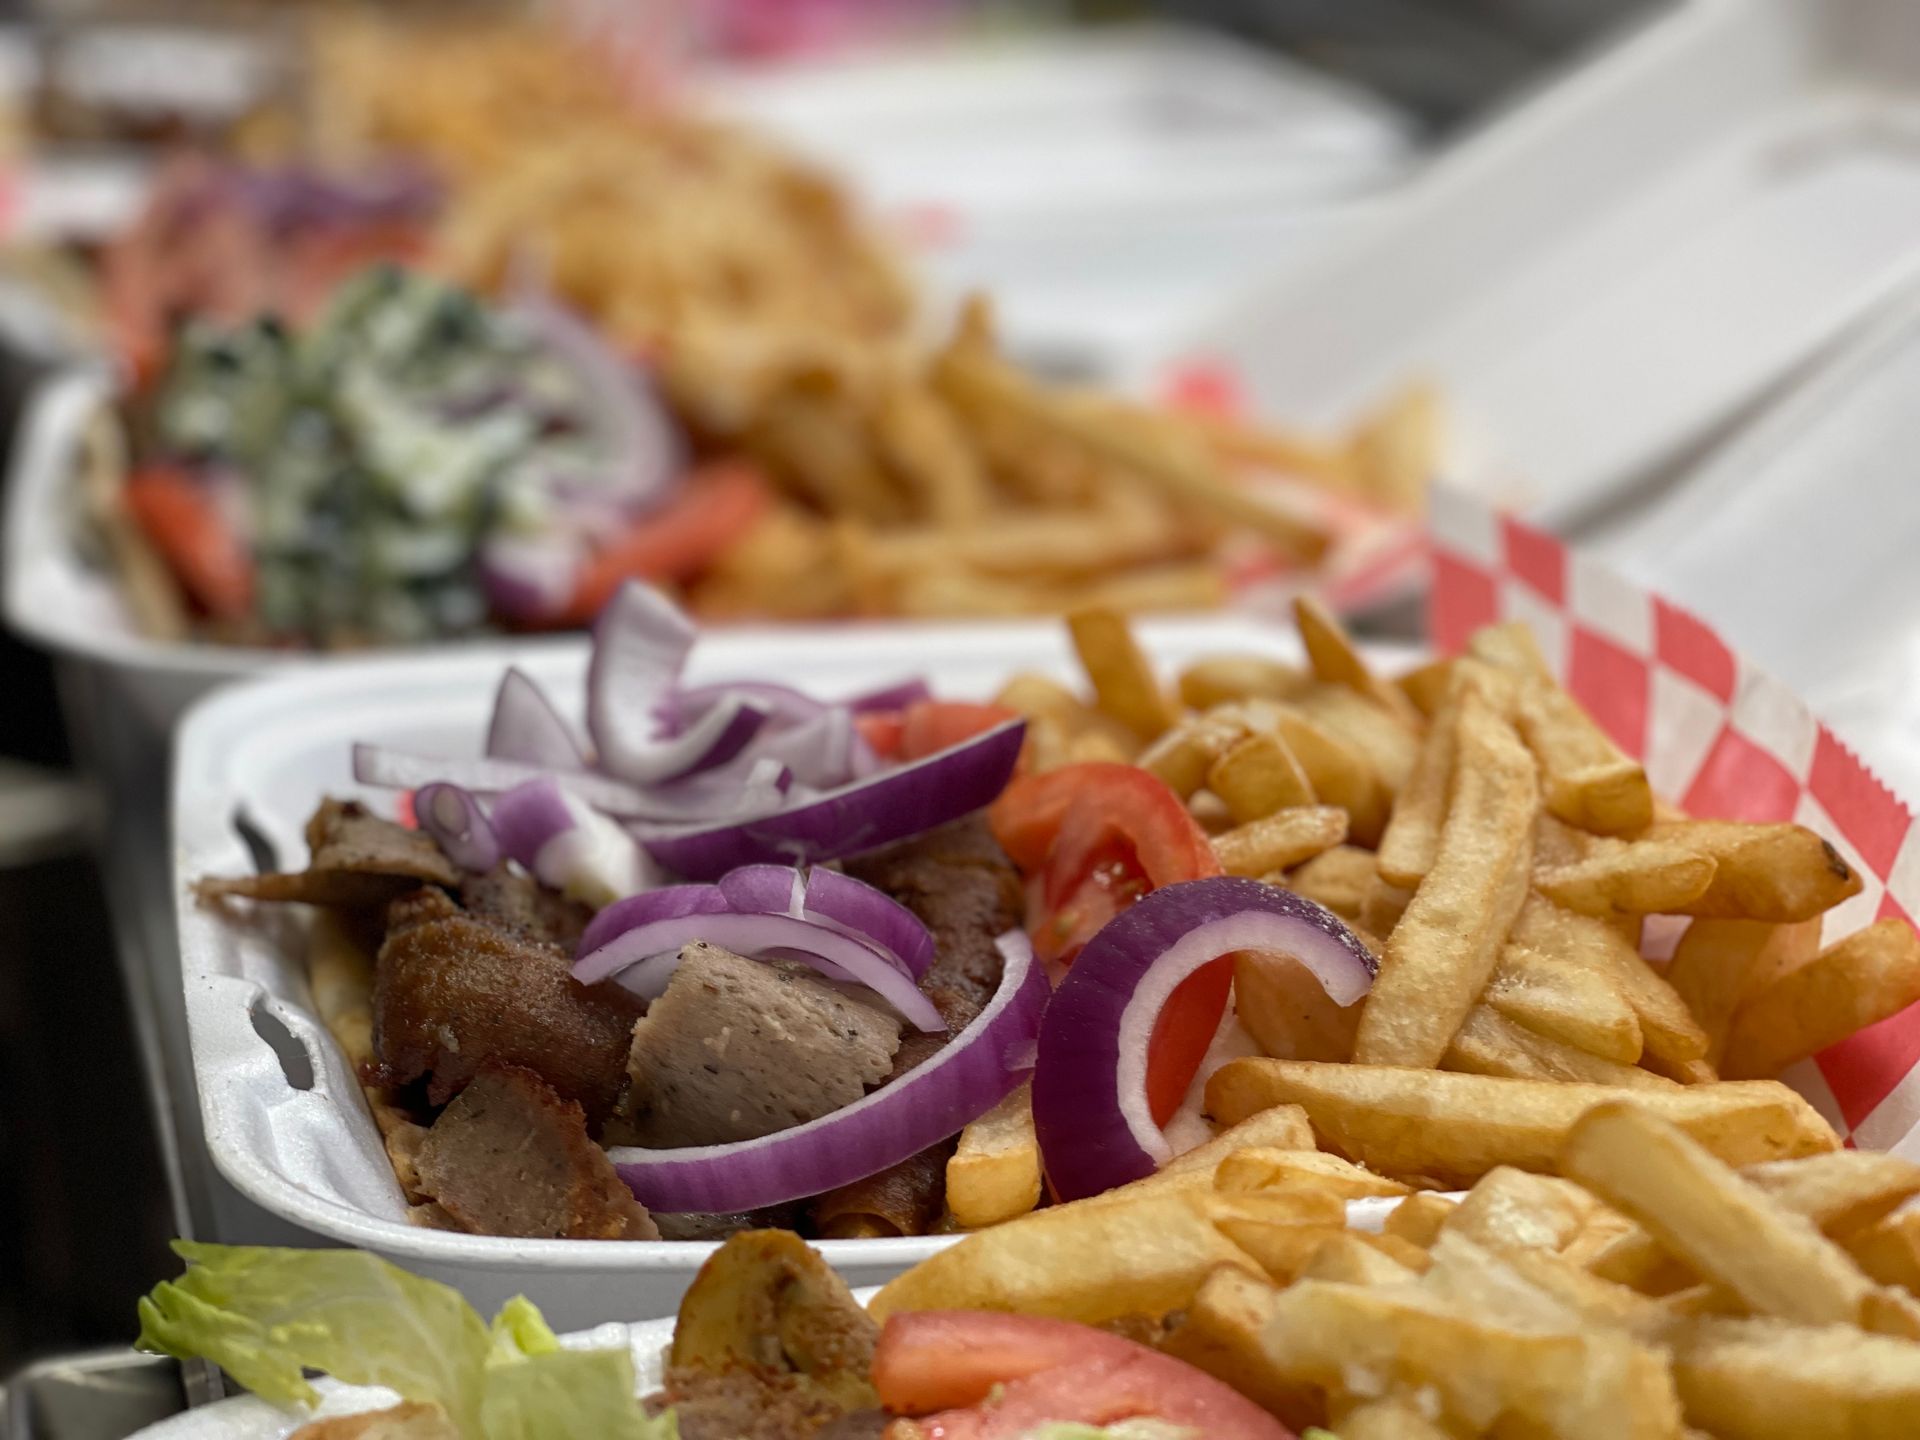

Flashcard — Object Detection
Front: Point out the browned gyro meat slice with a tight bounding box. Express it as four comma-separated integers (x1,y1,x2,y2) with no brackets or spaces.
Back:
812,815,1021,1235
373,887,640,1124
196,799,460,908
459,864,592,950
411,1062,658,1240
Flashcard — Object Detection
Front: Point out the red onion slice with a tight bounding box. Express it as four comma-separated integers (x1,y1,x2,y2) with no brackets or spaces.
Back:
669,682,826,731
1032,878,1377,1202
574,910,945,1031
641,719,1026,880
846,677,932,713
490,777,655,904
413,783,499,873
717,864,934,979
487,667,587,769
611,931,1045,1212
578,883,729,955
478,534,582,626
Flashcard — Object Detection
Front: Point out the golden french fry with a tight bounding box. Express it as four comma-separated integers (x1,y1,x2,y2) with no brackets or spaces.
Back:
1486,944,1644,1063
1723,919,1920,1080
1205,1059,1838,1187
1492,1243,1681,1342
1299,1230,1423,1287
867,1188,1259,1324
1095,1105,1323,1207
1470,621,1654,835
1284,845,1376,923
1637,820,1866,922
1331,1394,1454,1440
1396,657,1456,721
1356,877,1415,939
869,378,991,525
1445,1004,1674,1089
946,1083,1041,1229
1381,1191,1459,1249
1354,690,1537,1067
1234,949,1363,1063
1536,838,1719,918
1747,1151,1920,1236
1847,1211,1920,1295
1211,1218,1354,1285
1291,684,1421,794
1669,917,1822,1066
1139,712,1246,799
1294,595,1424,727
1156,1266,1317,1428
1561,1103,1917,1337
1067,607,1178,741
1670,1316,1920,1439
1208,733,1317,824
1441,1166,1594,1253
1374,683,1458,889
1212,1147,1410,1201
1269,708,1392,846
1213,805,1347,878
1176,654,1311,711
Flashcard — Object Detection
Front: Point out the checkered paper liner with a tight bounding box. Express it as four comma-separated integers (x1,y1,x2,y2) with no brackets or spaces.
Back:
1426,485,1920,1157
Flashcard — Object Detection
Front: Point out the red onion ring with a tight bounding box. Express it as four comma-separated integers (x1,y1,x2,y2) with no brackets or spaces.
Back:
611,931,1045,1212
413,783,499,873
486,667,587,770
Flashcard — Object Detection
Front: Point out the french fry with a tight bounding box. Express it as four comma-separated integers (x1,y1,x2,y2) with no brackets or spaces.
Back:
1669,917,1822,1066
1294,595,1423,728
1212,1147,1410,1201
1138,712,1246,798
1067,607,1178,741
1205,1060,1839,1186
1207,734,1317,824
867,1187,1259,1324
1396,656,1455,720
1234,949,1363,1063
1268,708,1392,846
1299,1231,1422,1287
1486,945,1644,1063
1847,1211,1920,1295
868,378,990,526
1746,1151,1920,1236
1330,1395,1454,1440
1536,838,1719,918
1646,820,1865,922
1560,1103,1919,1337
1291,683,1421,793
1381,1192,1459,1249
1441,1166,1594,1252
946,1082,1041,1229
1356,877,1415,939
1494,1243,1681,1342
1156,1266,1318,1428
1445,1004,1674,1089
1284,845,1376,923
1374,681,1458,889
1354,690,1537,1067
1723,919,1920,1079
1468,621,1653,835
1212,1219,1353,1285
1177,654,1311,711
1669,1316,1920,1439
1096,1105,1322,1206
1212,805,1347,878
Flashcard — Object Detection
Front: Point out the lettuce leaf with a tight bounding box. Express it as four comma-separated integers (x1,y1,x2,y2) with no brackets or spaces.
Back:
136,1242,675,1440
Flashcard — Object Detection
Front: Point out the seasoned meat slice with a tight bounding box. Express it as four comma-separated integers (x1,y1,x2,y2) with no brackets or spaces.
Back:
645,1370,846,1440
412,1064,657,1240
651,1205,808,1242
374,889,640,1122
624,943,901,1148
197,799,461,908
459,864,591,951
812,1140,950,1239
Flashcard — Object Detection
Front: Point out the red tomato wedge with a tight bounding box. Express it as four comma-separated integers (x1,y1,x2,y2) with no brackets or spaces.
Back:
989,763,1229,1126
854,710,906,761
123,465,255,619
874,1312,1292,1439
900,700,1018,762
560,461,770,627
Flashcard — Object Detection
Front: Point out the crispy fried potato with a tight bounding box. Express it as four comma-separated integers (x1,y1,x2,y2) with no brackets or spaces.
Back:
1670,1316,1920,1439
1374,681,1458,889
1213,805,1347,877
1208,733,1317,824
1560,1103,1918,1337
1211,1217,1353,1285
1746,1151,1920,1236
1396,657,1456,720
1294,595,1424,728
1298,1231,1423,1287
1646,820,1864,922
1847,1211,1920,1295
1356,876,1415,939
1234,949,1364,1063
1445,1004,1672,1089
867,1188,1259,1324
1331,1394,1453,1440
1381,1191,1460,1249
1723,919,1920,1080
1206,1060,1838,1186
1536,838,1719,918
1493,1244,1681,1342
1441,1166,1594,1252
1139,711,1247,799
1486,945,1643,1063
1067,607,1178,741
1266,707,1392,847
1284,845,1376,923
1354,690,1537,1067
946,1082,1041,1229
1291,683,1421,794
1177,654,1312,712
1669,917,1822,1067
1096,1105,1321,1206
1212,1147,1410,1201
1156,1265,1317,1428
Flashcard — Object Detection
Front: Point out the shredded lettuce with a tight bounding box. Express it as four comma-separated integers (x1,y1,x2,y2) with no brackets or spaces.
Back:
137,1242,674,1440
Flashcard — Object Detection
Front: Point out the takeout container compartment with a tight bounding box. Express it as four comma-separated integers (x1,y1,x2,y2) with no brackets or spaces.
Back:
173,615,1418,1326
1178,0,1920,531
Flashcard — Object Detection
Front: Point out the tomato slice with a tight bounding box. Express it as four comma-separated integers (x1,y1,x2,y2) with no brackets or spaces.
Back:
990,763,1229,1126
854,710,906,760
123,465,255,619
900,700,1018,761
874,1312,1292,1440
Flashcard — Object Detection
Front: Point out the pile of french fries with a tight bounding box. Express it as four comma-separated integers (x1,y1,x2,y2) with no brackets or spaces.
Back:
881,1099,1920,1436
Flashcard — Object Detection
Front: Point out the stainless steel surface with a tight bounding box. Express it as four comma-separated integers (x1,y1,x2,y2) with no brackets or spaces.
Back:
1,1352,185,1440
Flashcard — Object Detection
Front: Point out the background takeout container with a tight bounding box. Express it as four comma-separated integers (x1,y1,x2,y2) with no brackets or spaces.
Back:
172,614,1417,1327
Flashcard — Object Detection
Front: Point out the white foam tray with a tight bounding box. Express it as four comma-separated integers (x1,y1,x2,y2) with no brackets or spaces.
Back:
174,614,1417,1328
1180,0,1920,526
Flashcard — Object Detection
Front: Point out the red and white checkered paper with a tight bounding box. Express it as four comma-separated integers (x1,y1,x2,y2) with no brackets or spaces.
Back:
1427,485,1920,1157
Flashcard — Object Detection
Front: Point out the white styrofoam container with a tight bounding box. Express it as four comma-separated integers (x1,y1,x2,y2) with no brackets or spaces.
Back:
1179,0,1920,527
174,615,1411,1328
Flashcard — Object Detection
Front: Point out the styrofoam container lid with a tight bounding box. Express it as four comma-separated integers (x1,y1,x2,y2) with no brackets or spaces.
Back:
173,613,1415,1323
